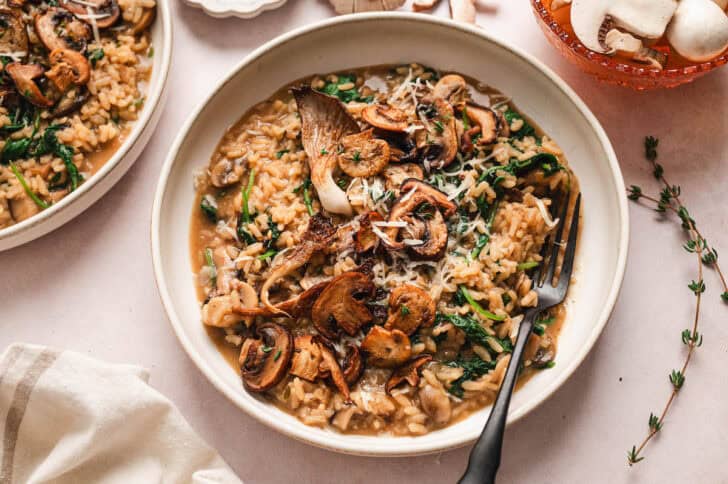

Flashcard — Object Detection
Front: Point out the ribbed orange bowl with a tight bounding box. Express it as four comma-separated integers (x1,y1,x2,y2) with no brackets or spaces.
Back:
531,0,728,90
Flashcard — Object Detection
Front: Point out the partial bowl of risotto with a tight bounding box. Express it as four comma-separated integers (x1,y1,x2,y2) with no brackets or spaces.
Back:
0,0,171,251
152,13,628,456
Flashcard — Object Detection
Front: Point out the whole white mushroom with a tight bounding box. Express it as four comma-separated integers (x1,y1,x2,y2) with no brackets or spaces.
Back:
667,0,728,62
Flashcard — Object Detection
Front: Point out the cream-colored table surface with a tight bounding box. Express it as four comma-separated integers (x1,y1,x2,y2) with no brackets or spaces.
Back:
2,1,727,483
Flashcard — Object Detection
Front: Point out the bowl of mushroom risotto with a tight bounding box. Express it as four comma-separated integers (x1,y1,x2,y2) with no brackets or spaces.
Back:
0,0,171,250
152,13,629,455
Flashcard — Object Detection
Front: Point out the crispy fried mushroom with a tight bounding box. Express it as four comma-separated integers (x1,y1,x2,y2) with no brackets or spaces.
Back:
384,284,436,335
34,8,91,52
289,335,324,382
338,129,390,177
342,344,364,385
361,326,411,368
0,8,28,61
361,104,409,132
5,63,52,107
355,211,384,253
45,48,90,92
60,0,120,29
312,272,375,338
292,86,359,215
385,355,432,394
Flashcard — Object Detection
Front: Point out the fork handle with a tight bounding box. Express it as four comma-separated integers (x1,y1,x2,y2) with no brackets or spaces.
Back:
458,309,538,484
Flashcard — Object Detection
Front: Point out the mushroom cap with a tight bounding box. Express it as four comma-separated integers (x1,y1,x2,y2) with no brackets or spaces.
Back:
423,98,458,168
360,325,412,368
385,354,432,394
338,129,390,178
355,211,384,253
571,0,677,53
463,104,502,146
45,48,90,92
311,272,375,337
383,163,424,194
432,74,467,102
318,343,351,401
60,0,120,29
34,9,91,52
290,334,324,382
361,104,409,132
666,0,728,62
342,344,364,385
384,284,436,335
292,86,359,216
239,322,293,392
0,8,28,60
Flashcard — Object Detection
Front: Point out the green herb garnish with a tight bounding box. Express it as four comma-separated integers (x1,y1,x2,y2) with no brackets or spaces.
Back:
9,163,49,209
204,248,217,288
294,178,314,216
400,305,411,316
200,196,217,223
87,48,104,67
517,261,539,271
457,286,506,321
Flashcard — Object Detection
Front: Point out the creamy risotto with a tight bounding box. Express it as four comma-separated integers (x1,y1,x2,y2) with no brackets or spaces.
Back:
190,64,578,435
0,0,156,228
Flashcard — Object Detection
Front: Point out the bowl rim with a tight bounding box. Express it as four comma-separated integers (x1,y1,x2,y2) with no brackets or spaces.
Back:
531,0,728,78
0,2,173,246
151,12,630,456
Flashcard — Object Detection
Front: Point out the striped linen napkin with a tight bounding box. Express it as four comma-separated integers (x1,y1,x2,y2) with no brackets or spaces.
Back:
0,344,241,484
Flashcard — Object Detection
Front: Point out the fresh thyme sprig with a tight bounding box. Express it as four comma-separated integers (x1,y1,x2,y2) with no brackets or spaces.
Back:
625,136,726,466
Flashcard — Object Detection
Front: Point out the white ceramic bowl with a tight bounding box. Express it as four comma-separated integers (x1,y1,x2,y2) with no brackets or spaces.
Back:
152,13,629,456
0,2,172,252
181,0,287,19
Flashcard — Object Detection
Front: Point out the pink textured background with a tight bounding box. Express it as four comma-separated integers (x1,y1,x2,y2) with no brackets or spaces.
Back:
2,1,727,482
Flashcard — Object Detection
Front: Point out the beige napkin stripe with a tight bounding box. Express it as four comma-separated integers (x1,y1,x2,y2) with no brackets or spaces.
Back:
0,348,58,484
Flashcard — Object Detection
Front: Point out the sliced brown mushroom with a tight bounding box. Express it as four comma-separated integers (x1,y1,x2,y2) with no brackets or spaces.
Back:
239,322,293,393
45,48,90,92
337,129,390,178
530,344,555,369
0,8,29,61
421,98,458,168
208,157,242,188
381,179,456,251
131,7,155,35
342,344,364,385
401,209,449,260
311,272,375,338
355,211,384,253
234,280,330,319
51,87,88,117
257,214,337,315
5,63,53,107
432,74,467,103
34,8,91,52
384,284,435,335
292,86,359,216
319,343,350,401
462,103,502,146
60,0,120,29
361,326,411,368
202,282,258,328
385,355,432,394
289,335,324,382
361,104,409,132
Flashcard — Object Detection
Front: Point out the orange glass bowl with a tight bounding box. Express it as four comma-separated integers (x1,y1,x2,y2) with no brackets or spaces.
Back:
531,0,728,90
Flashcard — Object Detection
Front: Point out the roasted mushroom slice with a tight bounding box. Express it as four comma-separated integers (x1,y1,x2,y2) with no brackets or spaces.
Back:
234,280,330,319
203,283,258,327
51,87,88,117
432,74,467,103
0,8,29,61
131,7,156,35
361,104,409,132
45,48,90,92
384,284,435,335
239,322,293,392
337,129,390,178
421,98,458,168
60,0,120,29
381,179,456,250
5,63,52,107
292,86,360,216
311,272,375,338
355,211,384,253
401,210,448,260
289,335,324,382
342,344,364,385
319,344,350,401
258,214,336,314
385,355,432,394
361,326,411,368
462,104,501,146
35,9,92,52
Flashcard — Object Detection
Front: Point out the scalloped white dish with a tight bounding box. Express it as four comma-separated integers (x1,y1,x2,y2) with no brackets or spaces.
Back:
0,2,172,252
152,13,629,456
181,0,287,19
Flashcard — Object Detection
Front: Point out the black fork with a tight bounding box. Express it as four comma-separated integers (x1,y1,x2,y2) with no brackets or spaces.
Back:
458,192,582,484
